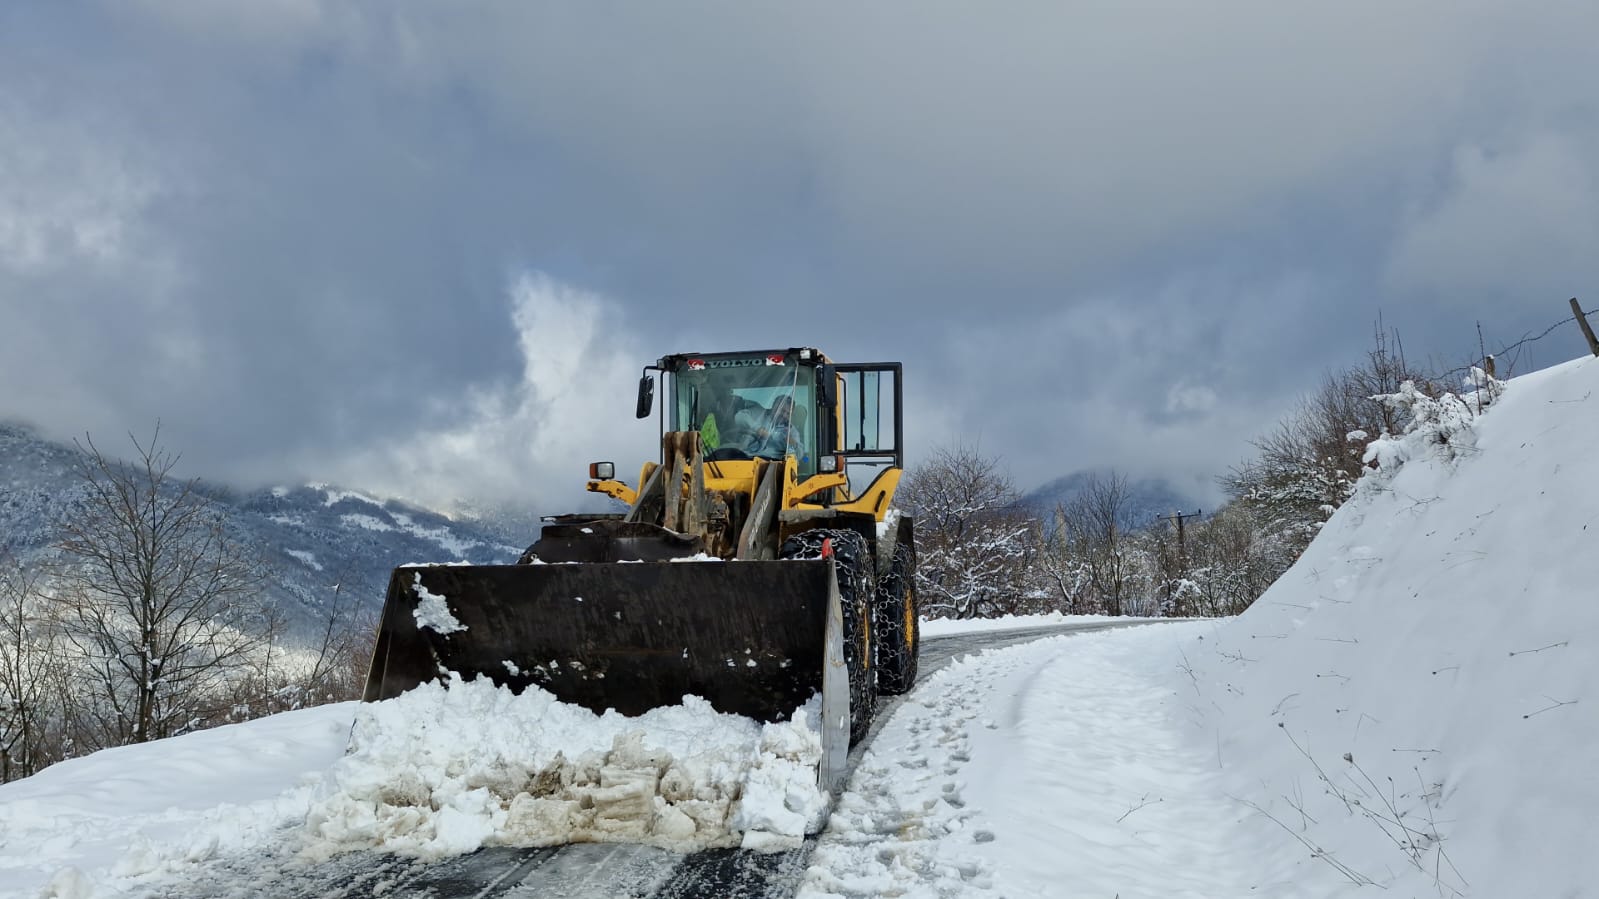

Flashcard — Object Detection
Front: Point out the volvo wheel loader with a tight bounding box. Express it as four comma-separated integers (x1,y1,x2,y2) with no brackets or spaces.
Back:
362,348,916,793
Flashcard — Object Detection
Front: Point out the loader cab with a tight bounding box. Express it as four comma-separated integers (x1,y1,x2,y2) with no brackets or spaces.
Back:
640,348,905,503
658,349,824,477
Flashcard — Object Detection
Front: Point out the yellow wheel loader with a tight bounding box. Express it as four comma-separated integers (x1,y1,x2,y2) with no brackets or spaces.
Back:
363,348,916,793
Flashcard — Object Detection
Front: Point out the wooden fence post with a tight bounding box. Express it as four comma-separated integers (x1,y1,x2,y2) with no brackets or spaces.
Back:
1572,297,1599,357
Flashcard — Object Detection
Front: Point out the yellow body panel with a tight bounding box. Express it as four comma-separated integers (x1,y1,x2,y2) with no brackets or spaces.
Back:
831,468,902,518
589,454,898,523
586,478,638,506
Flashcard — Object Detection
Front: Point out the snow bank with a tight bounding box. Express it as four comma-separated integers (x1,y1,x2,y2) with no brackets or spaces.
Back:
1187,356,1599,896
303,675,829,860
0,704,356,898
0,679,828,897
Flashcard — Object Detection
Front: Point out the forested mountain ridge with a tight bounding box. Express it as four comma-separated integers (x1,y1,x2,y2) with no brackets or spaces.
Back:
0,422,524,644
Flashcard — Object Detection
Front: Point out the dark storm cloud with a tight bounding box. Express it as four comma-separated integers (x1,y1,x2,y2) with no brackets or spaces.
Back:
3,1,1598,512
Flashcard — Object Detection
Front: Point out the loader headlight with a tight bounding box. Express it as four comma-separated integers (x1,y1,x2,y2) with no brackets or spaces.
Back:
589,461,615,480
819,455,838,473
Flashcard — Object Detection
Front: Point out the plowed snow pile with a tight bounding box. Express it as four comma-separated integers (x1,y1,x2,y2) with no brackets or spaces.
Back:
0,682,827,898
304,675,828,859
1183,356,1599,896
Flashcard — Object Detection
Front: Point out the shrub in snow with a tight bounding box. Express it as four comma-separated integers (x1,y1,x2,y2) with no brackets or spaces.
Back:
1361,372,1499,483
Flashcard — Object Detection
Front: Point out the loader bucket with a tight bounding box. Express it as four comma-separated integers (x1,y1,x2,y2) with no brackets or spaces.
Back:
363,560,851,792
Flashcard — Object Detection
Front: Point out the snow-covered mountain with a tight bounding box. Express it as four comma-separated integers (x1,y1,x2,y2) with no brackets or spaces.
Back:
1018,469,1203,529
0,422,529,643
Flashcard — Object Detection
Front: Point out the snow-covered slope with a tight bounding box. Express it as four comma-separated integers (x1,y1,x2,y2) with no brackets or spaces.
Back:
234,482,525,639
1187,356,1598,896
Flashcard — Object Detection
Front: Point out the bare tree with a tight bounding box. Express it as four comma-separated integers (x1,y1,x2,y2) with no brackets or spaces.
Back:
0,547,67,781
53,426,268,747
301,573,378,706
231,568,375,718
1223,325,1437,565
1056,472,1141,616
899,444,1036,619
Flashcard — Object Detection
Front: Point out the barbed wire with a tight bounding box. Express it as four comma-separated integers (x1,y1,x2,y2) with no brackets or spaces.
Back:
1432,300,1591,384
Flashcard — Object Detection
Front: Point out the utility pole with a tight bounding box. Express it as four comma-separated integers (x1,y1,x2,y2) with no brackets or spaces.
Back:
1157,509,1203,613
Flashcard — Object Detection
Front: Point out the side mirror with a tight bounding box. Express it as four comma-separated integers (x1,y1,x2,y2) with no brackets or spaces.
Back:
635,374,655,419
817,364,835,406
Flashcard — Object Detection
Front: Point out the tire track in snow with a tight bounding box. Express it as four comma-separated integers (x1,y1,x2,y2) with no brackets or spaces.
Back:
796,645,1019,897
799,621,1249,898
968,623,1259,897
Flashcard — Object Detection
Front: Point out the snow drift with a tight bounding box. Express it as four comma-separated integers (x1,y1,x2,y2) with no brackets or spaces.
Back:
1188,356,1599,896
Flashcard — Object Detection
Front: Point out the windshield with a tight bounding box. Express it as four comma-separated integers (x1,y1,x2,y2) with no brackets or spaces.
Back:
671,355,818,475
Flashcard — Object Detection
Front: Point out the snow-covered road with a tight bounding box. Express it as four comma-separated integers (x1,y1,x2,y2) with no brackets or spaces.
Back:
803,619,1275,898
3,619,1192,899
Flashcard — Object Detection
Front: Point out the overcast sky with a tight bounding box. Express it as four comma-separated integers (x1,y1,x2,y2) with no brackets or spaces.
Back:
3,1,1597,514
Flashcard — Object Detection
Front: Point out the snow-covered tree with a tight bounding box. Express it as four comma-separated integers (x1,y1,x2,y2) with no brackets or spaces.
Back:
899,445,1037,619
1035,510,1095,614
1165,503,1281,617
1052,472,1144,616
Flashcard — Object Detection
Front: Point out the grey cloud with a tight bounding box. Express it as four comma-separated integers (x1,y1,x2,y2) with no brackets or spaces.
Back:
1387,132,1599,307
3,1,1598,514
914,268,1339,500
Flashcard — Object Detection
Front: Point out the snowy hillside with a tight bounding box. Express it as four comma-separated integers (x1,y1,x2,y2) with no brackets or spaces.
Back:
1186,355,1599,896
0,423,86,550
0,423,525,643
234,482,526,638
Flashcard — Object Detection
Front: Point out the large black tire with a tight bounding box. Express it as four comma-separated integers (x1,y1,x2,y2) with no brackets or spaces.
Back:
780,528,877,744
873,541,919,695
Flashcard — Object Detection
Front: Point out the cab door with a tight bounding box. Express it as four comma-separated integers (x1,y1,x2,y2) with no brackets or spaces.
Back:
832,362,903,495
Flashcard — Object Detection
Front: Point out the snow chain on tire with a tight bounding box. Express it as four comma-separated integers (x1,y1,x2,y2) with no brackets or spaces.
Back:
872,541,918,695
780,528,877,744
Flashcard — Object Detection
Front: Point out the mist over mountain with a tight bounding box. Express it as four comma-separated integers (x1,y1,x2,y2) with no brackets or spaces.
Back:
0,422,528,644
1018,470,1204,531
